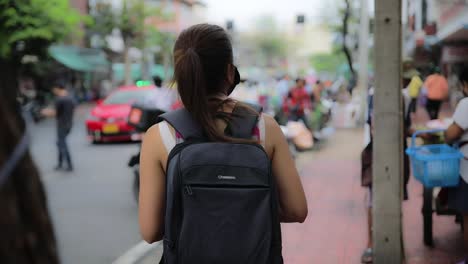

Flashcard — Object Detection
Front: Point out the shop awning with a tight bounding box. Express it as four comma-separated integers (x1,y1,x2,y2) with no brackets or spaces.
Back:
48,45,109,72
437,7,468,42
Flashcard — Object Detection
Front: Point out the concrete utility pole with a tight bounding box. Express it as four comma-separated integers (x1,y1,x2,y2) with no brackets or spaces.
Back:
373,0,403,262
357,0,370,124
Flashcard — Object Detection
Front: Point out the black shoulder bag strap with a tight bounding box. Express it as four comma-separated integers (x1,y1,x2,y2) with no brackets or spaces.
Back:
227,103,263,139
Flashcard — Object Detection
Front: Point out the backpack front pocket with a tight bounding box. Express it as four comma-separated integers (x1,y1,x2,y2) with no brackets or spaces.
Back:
177,186,272,264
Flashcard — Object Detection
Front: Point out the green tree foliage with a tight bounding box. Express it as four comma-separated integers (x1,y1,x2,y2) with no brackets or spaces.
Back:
89,0,169,50
0,0,81,58
150,30,176,77
89,0,172,82
310,51,346,74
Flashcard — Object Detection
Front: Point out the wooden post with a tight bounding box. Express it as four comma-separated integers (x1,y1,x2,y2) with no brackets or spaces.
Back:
373,0,403,263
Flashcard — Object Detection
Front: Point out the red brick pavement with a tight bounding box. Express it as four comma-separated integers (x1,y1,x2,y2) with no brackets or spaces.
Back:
404,180,465,264
281,128,465,264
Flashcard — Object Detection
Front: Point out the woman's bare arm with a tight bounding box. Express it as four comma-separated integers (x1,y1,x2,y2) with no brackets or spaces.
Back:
445,122,464,145
139,125,166,243
265,115,308,223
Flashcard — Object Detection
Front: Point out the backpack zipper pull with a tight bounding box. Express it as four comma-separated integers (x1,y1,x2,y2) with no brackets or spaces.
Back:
184,185,193,195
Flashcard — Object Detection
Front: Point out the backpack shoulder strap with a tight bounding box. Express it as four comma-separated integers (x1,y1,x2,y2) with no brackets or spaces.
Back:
228,103,263,139
160,103,263,140
159,109,205,140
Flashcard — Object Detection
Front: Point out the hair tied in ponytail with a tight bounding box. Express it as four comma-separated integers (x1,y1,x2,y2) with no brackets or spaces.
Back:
173,24,258,143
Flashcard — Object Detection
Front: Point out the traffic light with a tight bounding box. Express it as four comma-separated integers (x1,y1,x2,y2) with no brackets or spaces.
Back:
297,14,305,24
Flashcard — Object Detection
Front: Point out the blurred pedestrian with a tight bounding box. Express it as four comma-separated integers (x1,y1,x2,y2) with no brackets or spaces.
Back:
445,65,468,264
424,68,449,119
0,97,59,264
276,74,291,101
41,81,75,171
404,69,423,114
312,80,324,103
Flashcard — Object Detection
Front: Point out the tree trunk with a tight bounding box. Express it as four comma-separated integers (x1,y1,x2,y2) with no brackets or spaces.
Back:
343,0,356,82
141,48,151,81
0,58,23,129
124,44,132,85
138,1,149,81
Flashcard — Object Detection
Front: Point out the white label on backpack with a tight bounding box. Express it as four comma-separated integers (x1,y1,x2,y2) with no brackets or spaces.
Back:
217,175,236,180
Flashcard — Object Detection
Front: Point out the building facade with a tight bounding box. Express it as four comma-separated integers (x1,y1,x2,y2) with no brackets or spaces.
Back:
403,0,468,105
146,0,206,34
404,0,468,73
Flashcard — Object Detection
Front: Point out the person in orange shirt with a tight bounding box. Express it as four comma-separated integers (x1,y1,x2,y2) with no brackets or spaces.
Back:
424,68,449,120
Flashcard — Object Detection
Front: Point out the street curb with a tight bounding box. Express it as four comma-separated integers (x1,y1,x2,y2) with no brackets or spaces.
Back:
113,241,161,264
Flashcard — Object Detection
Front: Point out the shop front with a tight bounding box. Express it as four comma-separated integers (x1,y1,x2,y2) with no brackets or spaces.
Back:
435,0,468,104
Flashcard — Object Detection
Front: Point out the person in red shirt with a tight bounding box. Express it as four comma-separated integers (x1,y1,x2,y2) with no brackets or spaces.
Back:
282,78,312,130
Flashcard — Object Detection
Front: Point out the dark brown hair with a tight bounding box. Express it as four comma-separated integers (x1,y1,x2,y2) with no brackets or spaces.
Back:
0,100,59,263
173,24,257,142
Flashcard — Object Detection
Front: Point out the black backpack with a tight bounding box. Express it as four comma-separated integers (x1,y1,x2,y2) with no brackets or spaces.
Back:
159,105,283,264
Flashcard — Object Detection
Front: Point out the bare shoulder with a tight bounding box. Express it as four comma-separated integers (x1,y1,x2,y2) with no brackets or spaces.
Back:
141,124,165,159
261,114,284,154
262,114,282,138
144,123,162,142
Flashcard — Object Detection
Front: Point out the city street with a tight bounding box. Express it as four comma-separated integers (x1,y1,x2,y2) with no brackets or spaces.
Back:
28,104,467,264
30,105,142,264
3,0,468,263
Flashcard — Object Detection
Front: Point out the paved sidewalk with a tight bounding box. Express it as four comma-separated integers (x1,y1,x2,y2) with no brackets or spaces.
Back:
282,129,367,263
135,128,465,263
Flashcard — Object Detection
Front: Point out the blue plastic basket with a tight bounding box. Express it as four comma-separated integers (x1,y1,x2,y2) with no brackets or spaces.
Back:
406,129,463,188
